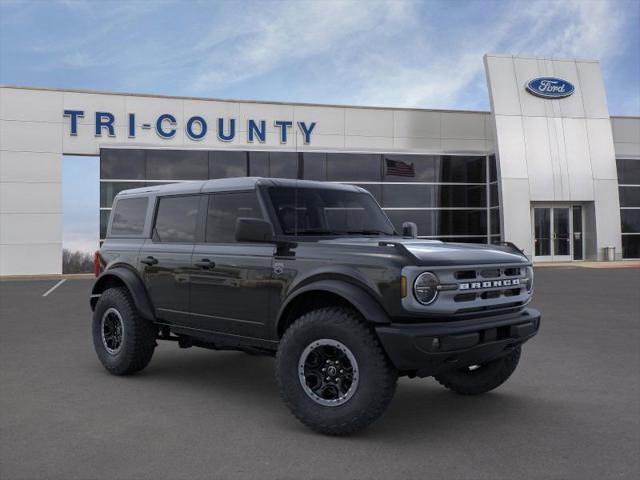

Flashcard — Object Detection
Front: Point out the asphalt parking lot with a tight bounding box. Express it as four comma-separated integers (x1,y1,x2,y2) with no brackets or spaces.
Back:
1,267,639,480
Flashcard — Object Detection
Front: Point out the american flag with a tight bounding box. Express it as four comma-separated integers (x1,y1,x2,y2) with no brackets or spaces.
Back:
385,158,415,177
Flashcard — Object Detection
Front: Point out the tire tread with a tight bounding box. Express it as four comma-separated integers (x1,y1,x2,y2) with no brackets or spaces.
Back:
276,307,397,435
92,287,156,376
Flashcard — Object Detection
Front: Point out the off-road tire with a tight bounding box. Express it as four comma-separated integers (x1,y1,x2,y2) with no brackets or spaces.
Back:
92,287,156,375
434,347,521,395
275,307,398,436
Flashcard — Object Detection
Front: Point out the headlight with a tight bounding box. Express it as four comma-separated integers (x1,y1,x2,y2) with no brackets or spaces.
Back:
414,272,440,305
525,266,534,293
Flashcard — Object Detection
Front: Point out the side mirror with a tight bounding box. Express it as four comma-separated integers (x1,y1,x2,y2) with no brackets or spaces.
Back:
235,218,273,243
402,221,418,238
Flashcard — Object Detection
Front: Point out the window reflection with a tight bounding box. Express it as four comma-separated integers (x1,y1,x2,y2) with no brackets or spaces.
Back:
99,149,501,244
209,151,247,178
147,150,208,180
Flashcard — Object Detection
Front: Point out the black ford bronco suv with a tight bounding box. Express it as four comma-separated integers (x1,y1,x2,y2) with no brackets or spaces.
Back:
91,177,540,435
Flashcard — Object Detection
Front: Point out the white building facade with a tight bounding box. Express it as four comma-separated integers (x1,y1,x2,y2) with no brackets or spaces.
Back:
1,54,639,275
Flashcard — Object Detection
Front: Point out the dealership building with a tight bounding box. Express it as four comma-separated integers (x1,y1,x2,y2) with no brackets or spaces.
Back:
0,53,639,275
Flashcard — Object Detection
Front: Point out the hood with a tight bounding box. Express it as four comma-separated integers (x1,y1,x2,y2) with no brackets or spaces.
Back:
317,237,529,266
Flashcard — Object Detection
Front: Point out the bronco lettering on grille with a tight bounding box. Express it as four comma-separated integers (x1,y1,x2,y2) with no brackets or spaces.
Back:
459,279,520,290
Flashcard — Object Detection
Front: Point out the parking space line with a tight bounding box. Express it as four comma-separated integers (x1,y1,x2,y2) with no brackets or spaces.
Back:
42,279,67,297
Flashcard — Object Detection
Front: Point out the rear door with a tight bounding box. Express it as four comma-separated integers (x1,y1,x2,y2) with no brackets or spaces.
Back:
189,190,276,340
139,194,204,325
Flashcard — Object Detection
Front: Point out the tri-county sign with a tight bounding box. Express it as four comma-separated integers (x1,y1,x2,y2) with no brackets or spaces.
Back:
525,77,575,99
63,110,317,144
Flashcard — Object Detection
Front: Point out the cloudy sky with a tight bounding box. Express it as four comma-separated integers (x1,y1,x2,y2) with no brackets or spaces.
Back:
1,0,639,252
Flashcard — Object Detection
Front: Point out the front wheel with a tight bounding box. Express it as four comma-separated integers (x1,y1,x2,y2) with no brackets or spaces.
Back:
434,347,521,395
275,307,398,436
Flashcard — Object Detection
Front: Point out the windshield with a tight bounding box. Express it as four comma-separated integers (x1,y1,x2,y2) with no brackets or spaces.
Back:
267,186,396,236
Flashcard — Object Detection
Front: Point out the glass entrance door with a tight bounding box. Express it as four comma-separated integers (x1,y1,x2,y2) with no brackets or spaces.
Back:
552,207,571,261
533,205,583,261
534,208,552,260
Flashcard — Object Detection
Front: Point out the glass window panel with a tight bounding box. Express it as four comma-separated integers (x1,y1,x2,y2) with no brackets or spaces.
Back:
619,186,640,207
384,209,487,236
100,148,145,180
382,184,427,208
327,153,381,181
352,184,382,204
622,235,640,258
490,209,501,235
617,158,640,185
432,184,486,208
269,152,298,179
436,155,486,183
429,209,487,236
206,192,263,243
110,197,148,236
146,150,208,180
383,154,437,182
248,152,269,177
209,151,247,178
490,183,499,206
302,153,327,181
621,210,640,233
572,205,583,260
382,184,486,208
489,155,497,182
100,182,146,208
154,195,200,243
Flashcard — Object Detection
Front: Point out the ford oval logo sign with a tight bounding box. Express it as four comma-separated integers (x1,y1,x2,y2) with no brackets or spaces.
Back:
526,77,575,99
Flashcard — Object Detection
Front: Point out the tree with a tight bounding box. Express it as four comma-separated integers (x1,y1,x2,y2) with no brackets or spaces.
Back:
62,248,94,274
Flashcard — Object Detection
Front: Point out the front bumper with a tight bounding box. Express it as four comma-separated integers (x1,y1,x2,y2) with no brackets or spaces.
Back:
375,308,541,377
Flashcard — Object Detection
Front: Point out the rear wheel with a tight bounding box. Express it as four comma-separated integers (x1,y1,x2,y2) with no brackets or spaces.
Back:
434,347,521,395
92,287,156,375
275,307,397,435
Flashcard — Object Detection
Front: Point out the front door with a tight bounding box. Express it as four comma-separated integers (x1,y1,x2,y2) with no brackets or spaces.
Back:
533,205,583,262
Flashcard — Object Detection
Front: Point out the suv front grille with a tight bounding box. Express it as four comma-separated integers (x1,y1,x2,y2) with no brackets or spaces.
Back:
402,263,532,317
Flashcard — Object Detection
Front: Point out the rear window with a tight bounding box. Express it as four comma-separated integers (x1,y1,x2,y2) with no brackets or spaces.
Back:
110,197,148,236
153,195,200,243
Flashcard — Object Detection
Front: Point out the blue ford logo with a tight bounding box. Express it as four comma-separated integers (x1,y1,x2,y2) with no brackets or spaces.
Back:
526,77,575,99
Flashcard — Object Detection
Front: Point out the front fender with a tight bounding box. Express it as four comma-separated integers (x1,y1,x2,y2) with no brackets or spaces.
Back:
90,267,155,321
277,279,391,334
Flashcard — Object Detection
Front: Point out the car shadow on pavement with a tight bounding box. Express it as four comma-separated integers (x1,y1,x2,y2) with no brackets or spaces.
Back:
101,345,555,441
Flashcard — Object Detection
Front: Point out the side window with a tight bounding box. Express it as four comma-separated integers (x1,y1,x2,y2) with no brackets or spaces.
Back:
206,191,263,243
154,195,200,243
110,197,148,236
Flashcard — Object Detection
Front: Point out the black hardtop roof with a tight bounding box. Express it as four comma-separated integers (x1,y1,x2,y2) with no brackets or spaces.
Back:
115,177,364,199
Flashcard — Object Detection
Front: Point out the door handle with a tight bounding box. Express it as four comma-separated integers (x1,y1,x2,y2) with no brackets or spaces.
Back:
194,258,215,269
141,256,158,266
